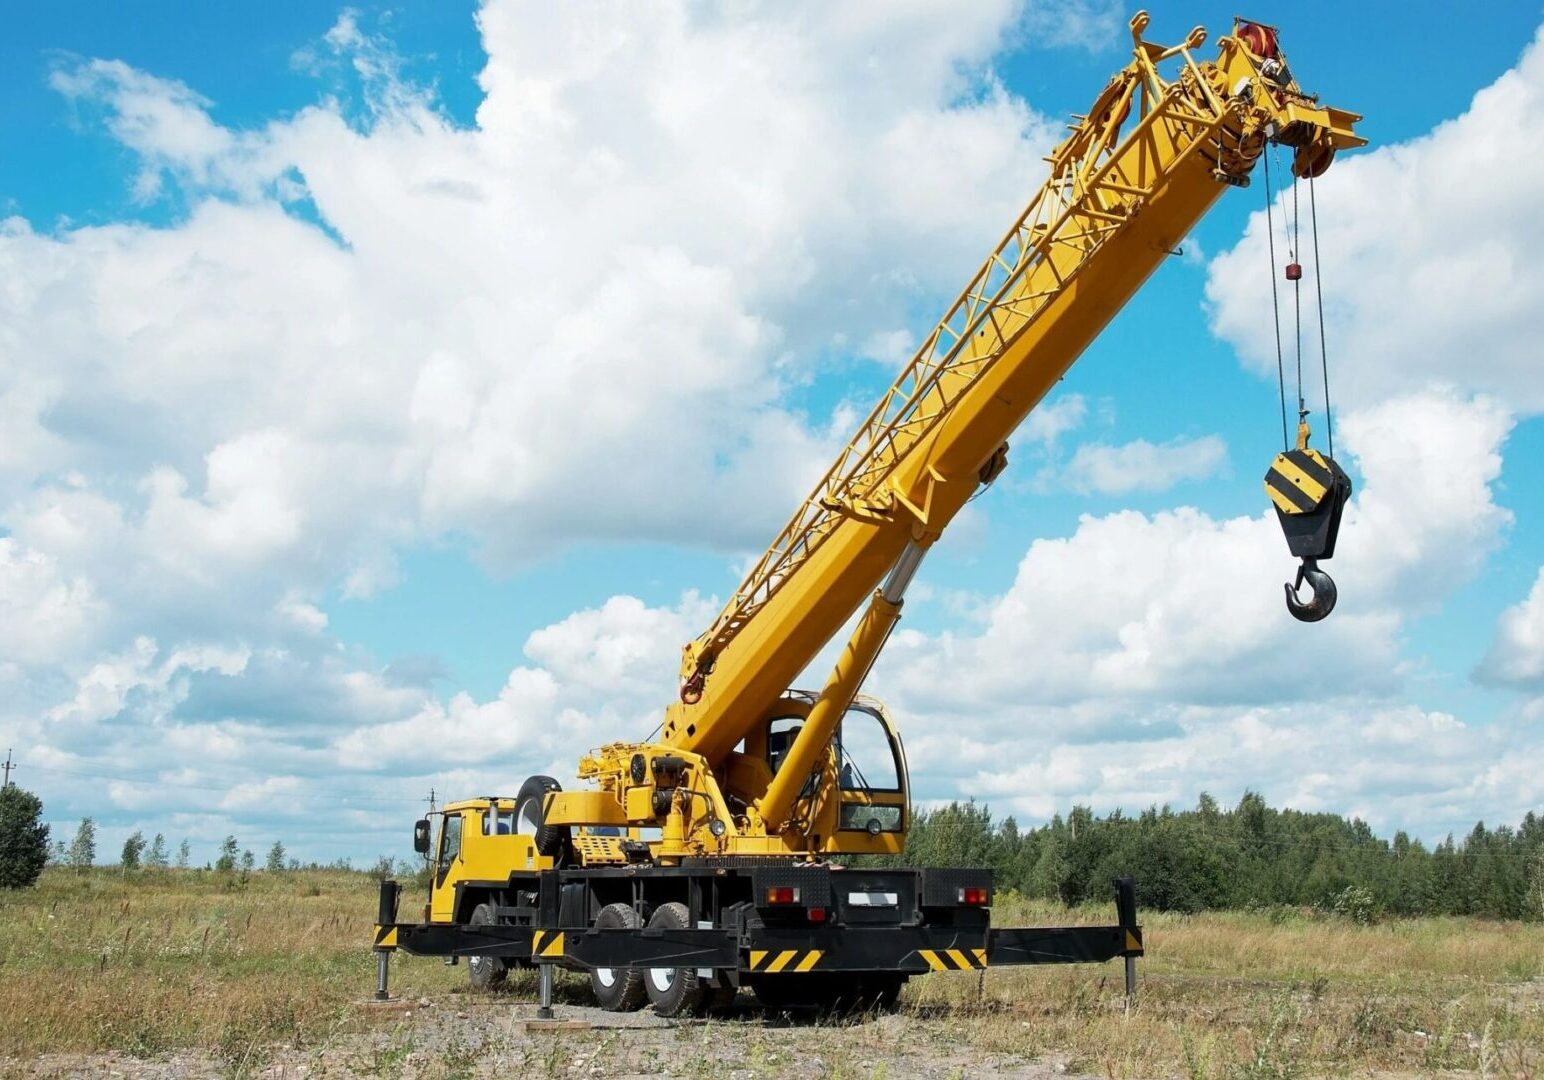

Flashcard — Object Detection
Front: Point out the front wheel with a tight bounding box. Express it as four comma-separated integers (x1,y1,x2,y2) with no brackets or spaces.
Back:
466,902,507,992
642,902,707,1017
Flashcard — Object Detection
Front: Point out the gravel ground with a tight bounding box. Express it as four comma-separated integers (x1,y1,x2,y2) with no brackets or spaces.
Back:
6,993,1098,1079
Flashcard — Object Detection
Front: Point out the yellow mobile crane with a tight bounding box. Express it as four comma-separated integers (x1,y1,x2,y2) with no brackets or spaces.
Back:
373,13,1363,1016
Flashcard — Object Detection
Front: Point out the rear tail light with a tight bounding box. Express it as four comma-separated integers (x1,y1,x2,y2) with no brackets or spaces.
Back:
958,886,989,906
766,886,801,905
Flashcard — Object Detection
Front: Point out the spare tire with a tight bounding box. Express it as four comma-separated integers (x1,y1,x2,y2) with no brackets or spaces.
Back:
515,774,570,858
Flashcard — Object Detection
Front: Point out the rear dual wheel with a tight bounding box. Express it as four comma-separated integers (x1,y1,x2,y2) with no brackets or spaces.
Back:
589,903,647,1011
587,900,737,1016
642,902,707,1017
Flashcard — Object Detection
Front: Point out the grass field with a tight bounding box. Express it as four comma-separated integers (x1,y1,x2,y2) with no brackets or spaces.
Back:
0,868,1539,1078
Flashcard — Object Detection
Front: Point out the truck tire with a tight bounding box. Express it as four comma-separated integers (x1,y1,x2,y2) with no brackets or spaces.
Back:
589,903,646,1011
466,902,507,992
642,902,707,1017
514,775,570,858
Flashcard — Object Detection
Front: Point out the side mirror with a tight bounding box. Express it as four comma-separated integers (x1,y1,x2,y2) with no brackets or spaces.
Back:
413,818,431,855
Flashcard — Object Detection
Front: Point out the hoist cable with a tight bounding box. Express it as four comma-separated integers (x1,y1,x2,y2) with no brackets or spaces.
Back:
1262,150,1289,451
1291,163,1304,420
1308,174,1335,459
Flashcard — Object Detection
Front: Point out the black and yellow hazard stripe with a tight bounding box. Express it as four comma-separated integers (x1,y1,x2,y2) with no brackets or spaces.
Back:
747,948,824,973
917,948,988,971
532,930,565,959
1264,448,1334,515
373,925,398,949
1124,929,1143,954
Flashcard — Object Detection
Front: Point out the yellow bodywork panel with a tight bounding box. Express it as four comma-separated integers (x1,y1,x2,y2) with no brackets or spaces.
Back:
547,790,628,828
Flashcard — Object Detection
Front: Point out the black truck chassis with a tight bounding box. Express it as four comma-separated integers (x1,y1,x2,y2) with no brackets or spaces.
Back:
372,863,1141,1004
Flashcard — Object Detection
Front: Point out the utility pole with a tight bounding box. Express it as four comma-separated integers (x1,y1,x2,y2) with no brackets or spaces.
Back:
1,748,14,788
421,788,437,865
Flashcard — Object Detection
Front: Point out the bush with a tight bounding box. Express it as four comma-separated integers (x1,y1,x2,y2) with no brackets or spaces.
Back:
1329,884,1380,924
0,786,50,889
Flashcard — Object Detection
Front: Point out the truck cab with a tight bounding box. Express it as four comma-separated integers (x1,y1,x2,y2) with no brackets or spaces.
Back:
417,797,557,925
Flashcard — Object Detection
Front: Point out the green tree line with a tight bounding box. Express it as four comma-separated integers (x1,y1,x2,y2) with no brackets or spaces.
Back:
873,792,1544,920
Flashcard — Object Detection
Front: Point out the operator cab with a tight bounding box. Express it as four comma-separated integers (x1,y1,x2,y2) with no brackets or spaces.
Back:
753,691,910,851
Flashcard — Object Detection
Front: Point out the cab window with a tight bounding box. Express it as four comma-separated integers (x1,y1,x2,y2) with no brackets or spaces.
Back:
838,710,900,791
484,808,515,835
439,813,463,865
766,717,802,776
836,709,905,833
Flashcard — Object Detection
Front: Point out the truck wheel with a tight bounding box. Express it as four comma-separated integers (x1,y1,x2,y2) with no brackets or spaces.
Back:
514,775,570,858
642,902,707,1017
589,903,646,1011
466,902,507,992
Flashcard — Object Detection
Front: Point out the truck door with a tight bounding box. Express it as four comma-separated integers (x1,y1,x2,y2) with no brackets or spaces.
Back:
429,811,464,923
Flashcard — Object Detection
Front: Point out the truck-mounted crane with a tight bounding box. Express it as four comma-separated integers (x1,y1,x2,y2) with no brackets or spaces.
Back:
371,12,1363,1017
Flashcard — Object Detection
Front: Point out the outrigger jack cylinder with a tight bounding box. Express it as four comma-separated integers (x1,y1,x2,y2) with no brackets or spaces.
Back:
375,951,391,1002
373,879,399,1001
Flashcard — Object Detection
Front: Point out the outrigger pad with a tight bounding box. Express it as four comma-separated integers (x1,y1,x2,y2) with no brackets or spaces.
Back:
1265,449,1351,562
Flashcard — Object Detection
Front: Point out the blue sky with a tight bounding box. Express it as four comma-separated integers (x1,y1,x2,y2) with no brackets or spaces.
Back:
3,1,1543,865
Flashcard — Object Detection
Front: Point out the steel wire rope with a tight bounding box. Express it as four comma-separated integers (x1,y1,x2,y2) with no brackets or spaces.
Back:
1290,154,1304,422
1262,149,1290,450
1308,174,1336,458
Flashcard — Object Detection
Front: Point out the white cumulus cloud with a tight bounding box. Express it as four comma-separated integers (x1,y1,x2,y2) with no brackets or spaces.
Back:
1040,433,1229,496
869,390,1527,837
1477,565,1544,690
1206,23,1544,415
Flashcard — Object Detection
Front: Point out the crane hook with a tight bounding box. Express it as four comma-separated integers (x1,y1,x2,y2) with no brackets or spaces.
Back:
1283,557,1337,622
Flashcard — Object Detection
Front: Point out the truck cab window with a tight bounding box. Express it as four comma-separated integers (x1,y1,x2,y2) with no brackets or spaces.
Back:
439,813,462,865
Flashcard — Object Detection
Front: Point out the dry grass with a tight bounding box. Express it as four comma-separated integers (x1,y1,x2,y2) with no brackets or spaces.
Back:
922,894,1544,1079
0,870,1539,1077
0,867,459,1066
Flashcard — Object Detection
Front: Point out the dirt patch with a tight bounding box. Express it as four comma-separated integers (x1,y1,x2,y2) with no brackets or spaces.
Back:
7,995,1099,1079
